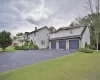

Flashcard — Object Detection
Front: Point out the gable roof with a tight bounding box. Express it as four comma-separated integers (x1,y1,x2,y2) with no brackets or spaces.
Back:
25,26,49,35
49,26,87,40
49,25,86,34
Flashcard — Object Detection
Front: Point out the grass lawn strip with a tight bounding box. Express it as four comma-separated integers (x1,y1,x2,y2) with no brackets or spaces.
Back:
0,51,100,80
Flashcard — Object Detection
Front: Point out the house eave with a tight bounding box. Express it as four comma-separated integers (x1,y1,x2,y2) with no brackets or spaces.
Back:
49,25,86,34
49,35,82,41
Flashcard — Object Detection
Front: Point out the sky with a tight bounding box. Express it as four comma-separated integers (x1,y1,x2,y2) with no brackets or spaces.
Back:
0,0,88,36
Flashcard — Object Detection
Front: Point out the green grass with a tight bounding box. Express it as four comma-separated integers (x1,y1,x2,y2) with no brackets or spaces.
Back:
0,51,100,80
0,46,23,52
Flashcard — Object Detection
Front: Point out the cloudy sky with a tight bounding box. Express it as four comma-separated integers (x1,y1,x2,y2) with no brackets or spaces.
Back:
0,0,88,35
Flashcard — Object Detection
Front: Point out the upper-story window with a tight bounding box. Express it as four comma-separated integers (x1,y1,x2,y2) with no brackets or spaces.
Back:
70,29,73,34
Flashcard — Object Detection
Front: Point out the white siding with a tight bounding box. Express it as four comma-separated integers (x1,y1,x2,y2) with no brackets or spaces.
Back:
27,28,50,49
36,28,50,49
50,27,84,39
81,27,90,48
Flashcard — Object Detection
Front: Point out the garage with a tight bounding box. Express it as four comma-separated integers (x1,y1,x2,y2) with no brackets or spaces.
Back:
51,40,56,49
59,40,66,49
69,40,79,50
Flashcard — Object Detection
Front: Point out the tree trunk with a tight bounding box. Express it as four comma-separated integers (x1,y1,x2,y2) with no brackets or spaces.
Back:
2,48,5,52
96,35,99,50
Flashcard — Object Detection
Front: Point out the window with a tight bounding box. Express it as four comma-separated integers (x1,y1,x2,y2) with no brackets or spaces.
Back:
70,29,73,34
41,40,45,45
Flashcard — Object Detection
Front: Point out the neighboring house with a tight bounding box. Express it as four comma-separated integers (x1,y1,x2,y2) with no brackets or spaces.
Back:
12,36,25,46
49,26,90,50
24,26,50,49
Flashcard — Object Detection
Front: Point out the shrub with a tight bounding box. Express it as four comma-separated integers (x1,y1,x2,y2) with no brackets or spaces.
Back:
29,40,39,50
15,46,29,50
88,45,95,50
21,46,29,50
34,45,39,50
86,45,95,50
29,45,34,50
85,42,95,50
15,46,22,50
79,48,94,53
24,42,29,46
15,41,39,50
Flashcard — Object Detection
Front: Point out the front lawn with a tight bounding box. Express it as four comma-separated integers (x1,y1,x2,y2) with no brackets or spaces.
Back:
0,46,23,52
0,51,100,80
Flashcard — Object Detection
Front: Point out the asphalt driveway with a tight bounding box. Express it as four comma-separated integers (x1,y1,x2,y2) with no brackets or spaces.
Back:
0,49,75,73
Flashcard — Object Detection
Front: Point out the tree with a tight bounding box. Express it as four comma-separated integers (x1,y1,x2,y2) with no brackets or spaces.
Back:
49,26,56,32
85,0,100,50
69,22,77,27
86,0,100,50
16,33,23,37
76,0,100,50
0,31,12,51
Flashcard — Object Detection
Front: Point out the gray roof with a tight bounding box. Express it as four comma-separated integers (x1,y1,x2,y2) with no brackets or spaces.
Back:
49,25,86,34
49,26,87,40
25,26,48,35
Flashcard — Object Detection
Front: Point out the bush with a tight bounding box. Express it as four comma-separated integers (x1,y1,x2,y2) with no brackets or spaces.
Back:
79,48,94,53
29,44,39,50
15,41,39,50
24,42,29,46
15,46,21,50
21,46,29,50
15,46,29,50
29,40,39,50
29,45,34,50
88,45,95,50
85,42,95,50
34,45,39,50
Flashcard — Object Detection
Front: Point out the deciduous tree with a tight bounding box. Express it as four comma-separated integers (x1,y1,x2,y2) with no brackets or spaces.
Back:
0,31,12,51
75,0,100,50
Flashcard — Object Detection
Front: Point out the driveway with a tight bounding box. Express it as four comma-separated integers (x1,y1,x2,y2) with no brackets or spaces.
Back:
0,49,75,73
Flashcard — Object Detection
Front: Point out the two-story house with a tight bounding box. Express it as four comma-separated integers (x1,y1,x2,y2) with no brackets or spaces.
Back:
24,26,50,49
49,26,90,50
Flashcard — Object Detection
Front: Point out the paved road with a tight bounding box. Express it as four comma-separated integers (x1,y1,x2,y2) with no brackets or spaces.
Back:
0,49,75,73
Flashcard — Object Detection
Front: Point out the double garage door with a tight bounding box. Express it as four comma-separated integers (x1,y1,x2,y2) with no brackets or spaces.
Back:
51,40,79,50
